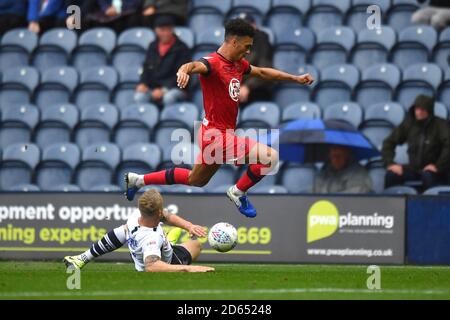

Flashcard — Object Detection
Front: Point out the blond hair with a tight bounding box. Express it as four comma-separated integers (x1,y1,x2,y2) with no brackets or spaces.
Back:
138,189,163,217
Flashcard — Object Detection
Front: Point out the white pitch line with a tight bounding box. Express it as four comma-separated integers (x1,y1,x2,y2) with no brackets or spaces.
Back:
1,288,450,298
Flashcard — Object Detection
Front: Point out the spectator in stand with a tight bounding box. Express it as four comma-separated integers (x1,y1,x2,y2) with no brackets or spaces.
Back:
412,0,450,30
142,0,188,27
134,14,190,107
0,0,27,35
382,95,450,190
314,145,373,194
234,13,274,104
27,0,67,34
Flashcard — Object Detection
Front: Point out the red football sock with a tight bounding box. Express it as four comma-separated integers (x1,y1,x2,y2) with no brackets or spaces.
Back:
144,168,191,186
236,164,269,192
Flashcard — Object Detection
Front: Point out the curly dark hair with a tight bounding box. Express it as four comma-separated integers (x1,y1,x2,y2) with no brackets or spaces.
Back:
224,18,255,39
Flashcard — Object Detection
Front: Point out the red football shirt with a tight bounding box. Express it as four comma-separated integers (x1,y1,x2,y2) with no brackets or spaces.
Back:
198,52,251,130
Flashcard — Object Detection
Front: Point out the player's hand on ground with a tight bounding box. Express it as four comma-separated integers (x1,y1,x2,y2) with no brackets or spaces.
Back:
188,266,215,272
188,225,207,238
297,73,314,85
177,71,190,89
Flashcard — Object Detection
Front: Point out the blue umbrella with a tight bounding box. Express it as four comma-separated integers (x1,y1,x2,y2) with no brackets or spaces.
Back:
269,119,380,163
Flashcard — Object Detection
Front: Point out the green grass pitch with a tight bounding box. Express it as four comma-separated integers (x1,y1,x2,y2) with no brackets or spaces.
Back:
0,261,449,300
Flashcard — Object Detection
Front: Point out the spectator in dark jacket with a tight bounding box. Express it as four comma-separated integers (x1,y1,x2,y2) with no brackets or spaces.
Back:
413,0,450,30
27,0,67,34
134,14,190,106
382,95,450,190
0,0,27,35
142,0,188,26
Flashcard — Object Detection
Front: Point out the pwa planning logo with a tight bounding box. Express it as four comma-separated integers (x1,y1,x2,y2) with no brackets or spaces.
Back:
307,200,395,243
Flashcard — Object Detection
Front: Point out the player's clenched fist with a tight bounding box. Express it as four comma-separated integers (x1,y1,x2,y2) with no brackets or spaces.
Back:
177,71,190,89
297,73,314,85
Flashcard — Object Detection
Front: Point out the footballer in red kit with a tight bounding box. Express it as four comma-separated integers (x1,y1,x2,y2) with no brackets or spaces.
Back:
125,19,314,218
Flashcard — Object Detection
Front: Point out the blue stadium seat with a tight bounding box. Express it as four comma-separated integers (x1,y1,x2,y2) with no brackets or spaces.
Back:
423,186,450,195
239,102,280,129
433,27,450,70
282,102,321,122
195,28,224,51
114,103,158,149
0,28,37,72
88,184,121,192
311,26,355,70
192,88,204,112
386,0,421,32
249,185,289,194
112,28,155,74
323,102,363,128
391,25,437,70
153,127,192,162
355,64,401,110
313,64,360,109
228,0,272,25
367,166,386,193
75,143,121,191
383,185,418,195
47,184,81,192
280,163,316,193
8,184,40,192
169,142,201,169
189,12,224,36
34,66,78,110
203,165,236,192
394,144,409,165
34,103,79,149
434,101,448,120
75,103,119,149
396,63,442,109
75,66,118,108
191,0,232,15
345,0,391,31
32,28,77,71
0,143,40,190
438,69,450,110
35,143,80,191
274,28,315,69
174,27,195,49
351,26,397,70
361,125,393,151
160,103,199,131
267,0,310,40
306,0,351,34
0,104,39,149
274,65,319,109
113,66,142,110
72,28,116,71
364,102,405,127
0,66,39,109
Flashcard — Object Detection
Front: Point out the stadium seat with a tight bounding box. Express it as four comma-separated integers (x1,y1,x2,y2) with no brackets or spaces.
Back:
274,65,319,109
153,127,192,162
280,164,316,193
345,0,391,31
88,184,122,192
34,103,79,149
227,0,272,25
383,185,418,195
0,66,39,108
32,28,77,71
423,186,450,195
391,25,437,71
0,104,39,149
249,185,289,194
114,103,158,149
0,28,37,72
169,142,201,169
75,66,118,108
438,69,450,110
312,64,360,109
8,184,40,192
75,143,121,191
239,102,280,129
113,66,142,110
267,0,310,40
367,165,386,193
75,103,119,149
195,28,224,51
35,143,80,191
394,144,409,165
159,103,199,131
72,28,116,71
112,28,155,74
395,63,442,109
355,64,401,110
0,143,40,190
323,102,363,128
361,125,393,151
191,0,232,15
433,27,450,70
203,165,236,192
364,102,405,127
46,184,81,192
310,26,355,70
306,0,351,34
192,89,204,112
282,102,321,123
274,27,315,70
174,27,195,49
386,0,421,32
34,66,78,110
189,12,224,36
351,26,397,70
434,102,448,120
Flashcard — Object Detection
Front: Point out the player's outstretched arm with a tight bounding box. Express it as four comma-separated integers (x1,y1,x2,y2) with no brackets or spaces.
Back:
144,255,215,272
162,209,207,238
250,65,314,85
176,61,209,89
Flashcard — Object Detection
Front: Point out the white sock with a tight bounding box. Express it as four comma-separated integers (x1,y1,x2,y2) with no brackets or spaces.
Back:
232,185,245,196
135,174,145,188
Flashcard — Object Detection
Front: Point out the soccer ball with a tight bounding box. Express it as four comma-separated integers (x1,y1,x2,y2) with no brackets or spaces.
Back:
208,222,238,253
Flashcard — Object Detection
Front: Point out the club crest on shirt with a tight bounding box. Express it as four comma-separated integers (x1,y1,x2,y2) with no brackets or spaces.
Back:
229,78,240,102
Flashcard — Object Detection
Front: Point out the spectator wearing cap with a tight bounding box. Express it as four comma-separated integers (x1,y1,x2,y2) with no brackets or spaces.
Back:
142,0,188,27
235,13,274,104
27,0,67,34
0,0,27,35
412,0,450,31
134,14,191,106
382,95,450,190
